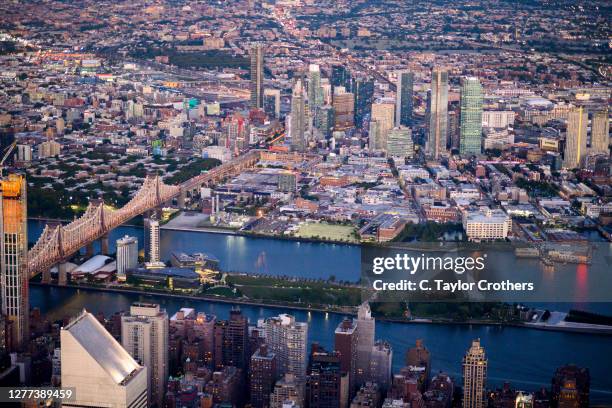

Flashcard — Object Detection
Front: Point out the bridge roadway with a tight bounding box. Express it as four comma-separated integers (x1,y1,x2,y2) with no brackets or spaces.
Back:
28,149,311,281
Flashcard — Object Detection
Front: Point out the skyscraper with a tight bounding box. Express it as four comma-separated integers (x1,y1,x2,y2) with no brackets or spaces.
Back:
263,314,308,383
353,77,374,128
0,173,28,350
565,107,588,169
214,308,249,370
369,341,393,393
250,43,264,109
552,365,589,408
355,303,374,387
116,235,138,280
264,88,281,120
290,78,307,152
308,64,324,111
386,127,414,160
459,77,484,155
145,216,161,266
371,101,395,150
428,68,449,159
462,339,487,408
62,310,148,408
315,105,335,138
335,318,359,398
405,339,431,387
331,65,351,93
121,303,169,408
307,344,343,408
396,71,414,127
333,87,355,131
250,344,277,408
589,109,609,155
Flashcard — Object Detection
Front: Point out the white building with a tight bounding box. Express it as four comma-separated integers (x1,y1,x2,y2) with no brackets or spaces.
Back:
463,208,512,241
356,302,375,386
261,314,308,382
16,144,32,162
61,310,148,408
481,111,515,128
202,145,232,163
37,140,61,158
121,303,169,408
369,341,393,392
386,127,414,159
145,217,162,267
116,235,138,280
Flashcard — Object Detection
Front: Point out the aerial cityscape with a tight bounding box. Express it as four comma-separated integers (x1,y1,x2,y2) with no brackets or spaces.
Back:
0,0,610,407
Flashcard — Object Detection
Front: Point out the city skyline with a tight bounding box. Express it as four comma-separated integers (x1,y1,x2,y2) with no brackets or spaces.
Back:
0,0,609,406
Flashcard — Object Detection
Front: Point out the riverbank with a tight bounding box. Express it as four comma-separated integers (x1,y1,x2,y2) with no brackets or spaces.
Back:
29,281,612,335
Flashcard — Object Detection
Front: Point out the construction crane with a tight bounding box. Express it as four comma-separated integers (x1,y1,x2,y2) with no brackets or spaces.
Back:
0,140,17,178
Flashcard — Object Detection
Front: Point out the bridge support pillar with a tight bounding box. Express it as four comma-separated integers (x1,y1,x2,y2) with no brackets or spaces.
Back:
85,242,94,258
100,234,110,255
178,189,187,209
42,269,51,285
58,262,70,286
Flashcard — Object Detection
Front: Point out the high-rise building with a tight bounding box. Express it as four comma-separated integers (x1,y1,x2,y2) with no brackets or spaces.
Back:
386,127,414,160
396,71,414,127
62,310,148,408
459,77,484,155
353,77,374,128
371,101,396,151
250,43,264,109
355,303,374,387
308,64,324,111
427,68,449,159
405,339,431,387
369,341,392,393
335,318,359,398
116,235,138,280
462,339,487,408
250,344,278,408
307,344,343,408
552,365,589,408
121,303,169,407
263,314,308,383
589,109,609,155
37,140,61,158
333,88,355,130
145,216,161,266
331,65,351,93
315,106,335,138
214,308,249,370
0,173,28,350
368,120,382,151
290,78,307,152
270,373,304,408
264,88,281,120
564,107,588,169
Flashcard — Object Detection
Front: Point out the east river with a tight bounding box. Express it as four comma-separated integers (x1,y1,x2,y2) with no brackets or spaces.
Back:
27,221,612,401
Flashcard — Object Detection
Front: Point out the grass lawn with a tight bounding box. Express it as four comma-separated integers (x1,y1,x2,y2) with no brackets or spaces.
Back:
226,275,362,306
294,222,358,243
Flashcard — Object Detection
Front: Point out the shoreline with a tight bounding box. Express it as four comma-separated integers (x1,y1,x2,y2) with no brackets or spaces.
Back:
30,281,612,336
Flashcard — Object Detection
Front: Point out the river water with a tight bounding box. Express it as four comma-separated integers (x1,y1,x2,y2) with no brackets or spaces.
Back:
27,220,612,401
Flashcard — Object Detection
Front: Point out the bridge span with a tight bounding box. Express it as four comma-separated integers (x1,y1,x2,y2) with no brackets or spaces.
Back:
28,149,311,280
